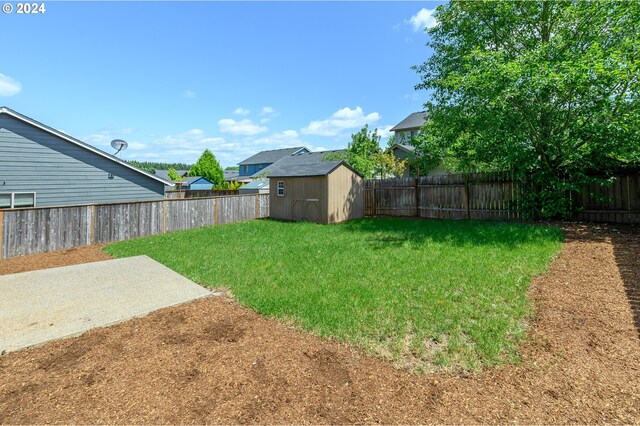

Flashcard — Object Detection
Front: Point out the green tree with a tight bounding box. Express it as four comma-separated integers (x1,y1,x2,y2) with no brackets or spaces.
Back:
189,149,225,186
325,125,406,179
414,1,640,218
167,168,183,181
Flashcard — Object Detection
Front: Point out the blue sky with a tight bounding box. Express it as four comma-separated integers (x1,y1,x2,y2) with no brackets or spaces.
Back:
1,1,440,167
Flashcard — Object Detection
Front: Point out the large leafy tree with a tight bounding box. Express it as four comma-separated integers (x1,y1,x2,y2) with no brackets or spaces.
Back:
414,1,640,218
189,149,225,187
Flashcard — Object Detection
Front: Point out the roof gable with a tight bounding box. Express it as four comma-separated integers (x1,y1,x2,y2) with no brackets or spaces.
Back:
0,107,172,187
390,111,428,132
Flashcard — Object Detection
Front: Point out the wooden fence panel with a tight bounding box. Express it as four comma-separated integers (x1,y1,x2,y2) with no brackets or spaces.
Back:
258,194,269,218
0,194,271,259
93,201,164,244
1,205,91,258
217,195,258,224
366,172,638,223
165,198,216,233
365,178,416,217
166,190,239,199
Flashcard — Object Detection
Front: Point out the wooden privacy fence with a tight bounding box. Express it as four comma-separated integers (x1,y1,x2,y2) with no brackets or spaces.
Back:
0,194,269,259
365,173,640,223
165,189,239,199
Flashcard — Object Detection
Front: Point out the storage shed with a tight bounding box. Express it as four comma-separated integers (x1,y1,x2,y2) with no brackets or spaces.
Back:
268,159,364,224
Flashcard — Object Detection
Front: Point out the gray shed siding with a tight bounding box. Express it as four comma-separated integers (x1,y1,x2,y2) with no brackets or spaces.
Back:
0,115,165,207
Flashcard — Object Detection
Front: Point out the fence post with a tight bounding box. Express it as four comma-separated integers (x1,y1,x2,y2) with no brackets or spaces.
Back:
162,200,167,233
255,194,259,218
372,180,377,217
0,210,4,260
464,175,470,220
90,205,96,245
214,197,219,225
414,177,419,217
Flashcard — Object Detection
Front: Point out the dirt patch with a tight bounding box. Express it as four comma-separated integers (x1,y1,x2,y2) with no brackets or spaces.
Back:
0,245,112,275
0,224,639,423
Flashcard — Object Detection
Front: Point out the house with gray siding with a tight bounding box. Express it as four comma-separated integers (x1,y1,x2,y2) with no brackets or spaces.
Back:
0,107,171,209
390,111,427,144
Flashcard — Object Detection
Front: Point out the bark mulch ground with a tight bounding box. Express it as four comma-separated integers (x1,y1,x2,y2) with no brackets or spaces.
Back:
0,224,639,424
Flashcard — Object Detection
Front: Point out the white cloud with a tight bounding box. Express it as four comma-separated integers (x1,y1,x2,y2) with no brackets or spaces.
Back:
218,118,268,136
0,73,22,96
301,106,381,137
259,106,277,116
182,90,196,98
260,118,271,124
408,8,437,32
375,125,394,139
234,107,250,116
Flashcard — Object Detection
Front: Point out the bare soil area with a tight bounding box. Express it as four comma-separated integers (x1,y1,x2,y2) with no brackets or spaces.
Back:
0,224,639,424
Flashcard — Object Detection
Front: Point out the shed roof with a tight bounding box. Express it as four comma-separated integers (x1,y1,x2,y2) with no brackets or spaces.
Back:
0,107,173,187
266,150,361,178
251,149,347,178
390,111,428,132
238,146,308,165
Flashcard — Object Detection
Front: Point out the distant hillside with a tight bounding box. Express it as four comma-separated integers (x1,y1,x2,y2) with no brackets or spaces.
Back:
127,161,193,174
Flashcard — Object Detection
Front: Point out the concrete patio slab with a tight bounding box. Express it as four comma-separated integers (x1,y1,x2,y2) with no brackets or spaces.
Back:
0,256,211,353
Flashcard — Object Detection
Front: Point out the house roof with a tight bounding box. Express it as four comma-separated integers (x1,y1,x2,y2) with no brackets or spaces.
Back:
264,150,362,178
223,169,239,180
155,169,190,182
0,107,173,187
390,143,415,153
183,176,211,185
390,111,428,132
238,146,308,165
241,180,269,190
251,149,347,178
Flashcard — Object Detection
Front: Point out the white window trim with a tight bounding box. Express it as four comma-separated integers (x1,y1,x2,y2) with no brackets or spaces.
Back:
277,181,285,197
0,192,37,209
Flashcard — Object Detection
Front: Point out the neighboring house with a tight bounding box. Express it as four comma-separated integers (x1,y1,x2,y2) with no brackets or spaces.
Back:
224,169,252,184
389,112,449,176
238,180,269,195
238,146,310,177
390,111,427,144
0,107,171,209
268,155,364,224
183,176,213,190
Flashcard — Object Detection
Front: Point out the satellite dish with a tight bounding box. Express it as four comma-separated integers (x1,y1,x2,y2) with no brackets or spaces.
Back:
111,139,128,156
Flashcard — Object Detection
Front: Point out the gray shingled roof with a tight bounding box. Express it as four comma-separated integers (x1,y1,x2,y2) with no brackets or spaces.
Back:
263,150,361,178
155,169,189,182
223,169,239,180
391,144,415,153
390,111,428,131
250,149,347,178
238,146,308,165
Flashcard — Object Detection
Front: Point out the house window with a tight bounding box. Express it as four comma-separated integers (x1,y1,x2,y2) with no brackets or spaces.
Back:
277,181,285,196
0,192,36,209
410,130,418,138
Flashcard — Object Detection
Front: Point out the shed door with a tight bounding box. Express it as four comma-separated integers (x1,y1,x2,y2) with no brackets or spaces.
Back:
292,199,320,223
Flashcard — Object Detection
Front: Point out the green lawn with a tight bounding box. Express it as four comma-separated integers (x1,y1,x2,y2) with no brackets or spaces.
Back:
104,218,562,372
